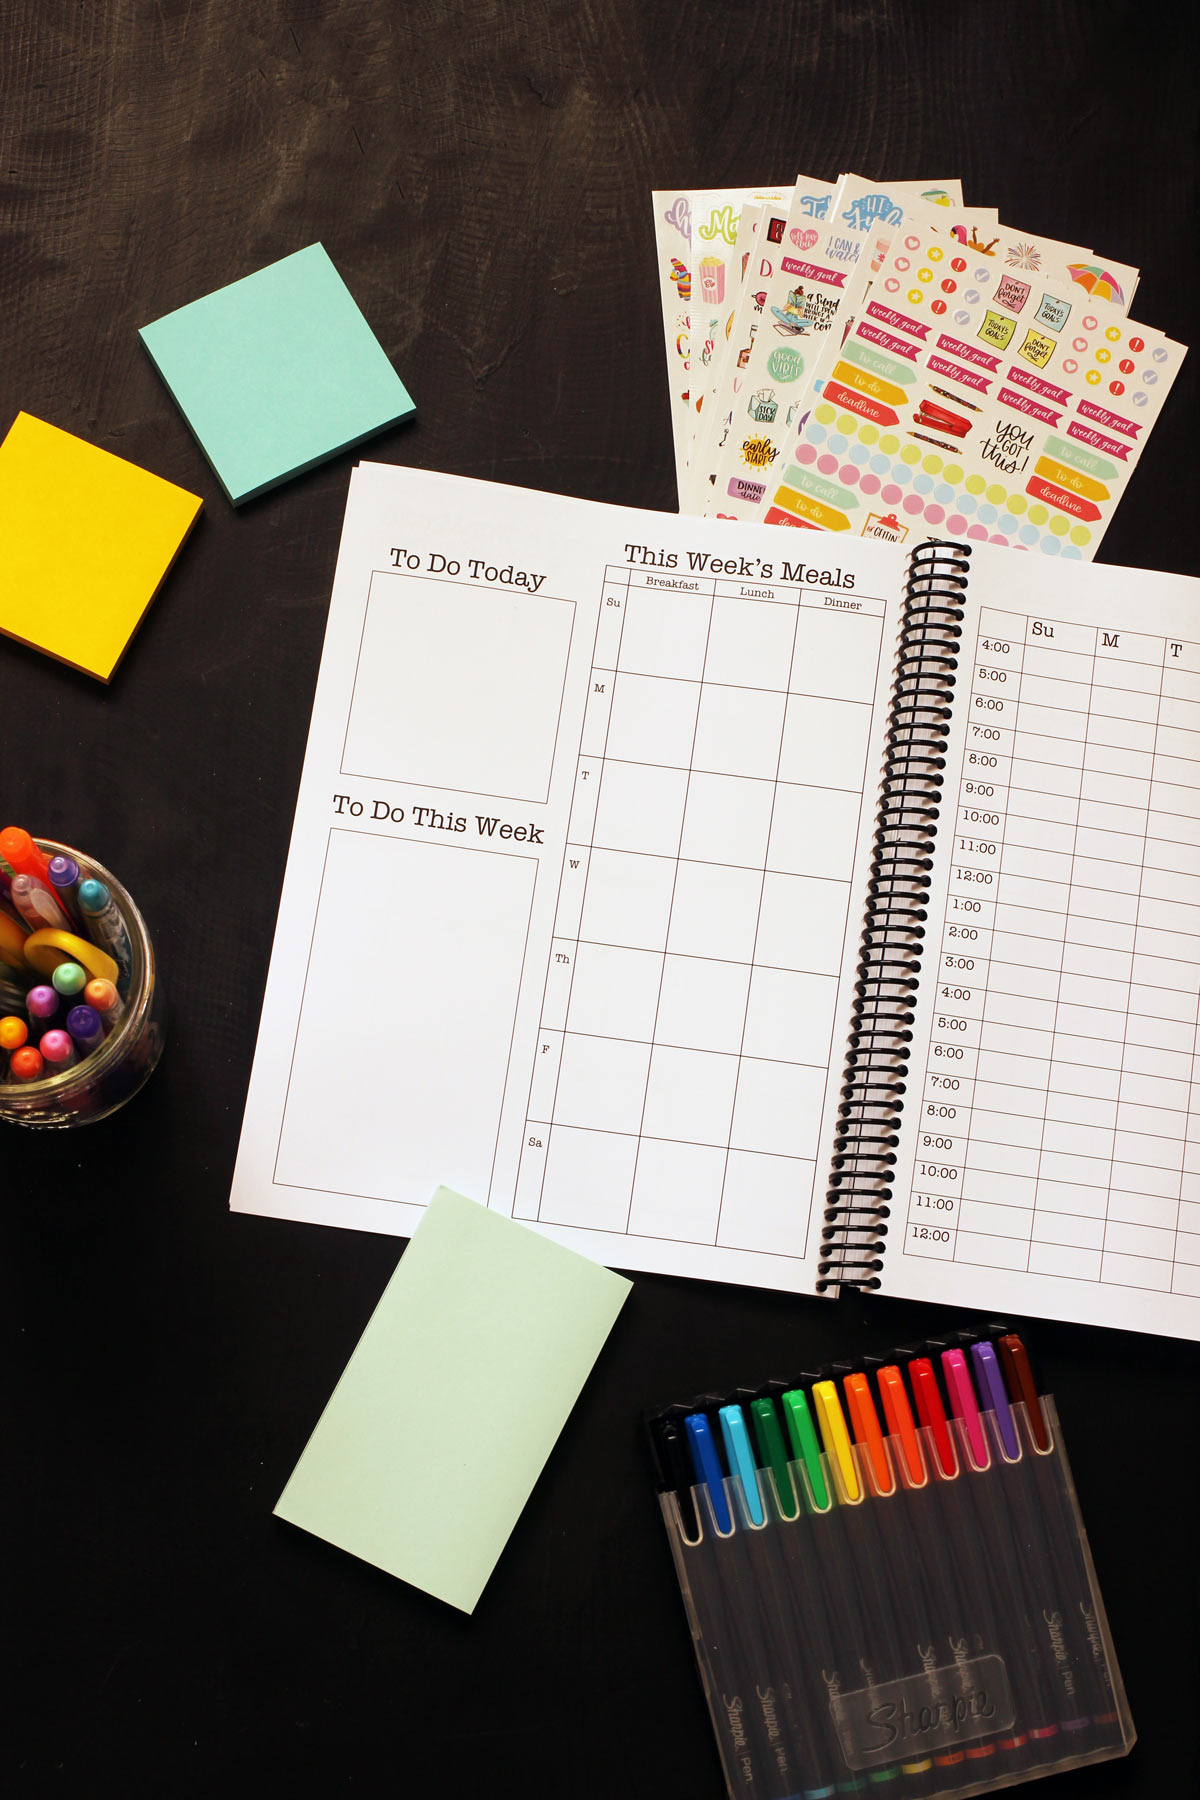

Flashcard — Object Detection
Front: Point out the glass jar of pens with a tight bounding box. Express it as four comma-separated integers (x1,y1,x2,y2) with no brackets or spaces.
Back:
0,828,164,1127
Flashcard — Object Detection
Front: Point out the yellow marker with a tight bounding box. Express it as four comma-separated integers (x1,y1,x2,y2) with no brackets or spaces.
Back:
0,412,202,681
22,928,119,987
0,910,29,971
1033,455,1110,503
812,1379,860,1501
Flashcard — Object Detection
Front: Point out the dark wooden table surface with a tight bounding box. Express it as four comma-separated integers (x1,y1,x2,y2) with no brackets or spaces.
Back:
5,4,1198,1795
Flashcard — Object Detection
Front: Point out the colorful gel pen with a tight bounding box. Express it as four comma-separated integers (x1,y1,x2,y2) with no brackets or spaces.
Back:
0,1016,28,1052
40,1029,77,1071
0,826,52,886
10,1046,44,1081
83,978,124,1028
51,960,88,998
66,1005,105,1055
47,855,84,928
10,873,69,932
26,985,59,1025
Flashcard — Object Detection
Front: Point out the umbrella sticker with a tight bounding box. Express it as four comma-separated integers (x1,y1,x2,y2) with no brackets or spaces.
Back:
1066,263,1126,305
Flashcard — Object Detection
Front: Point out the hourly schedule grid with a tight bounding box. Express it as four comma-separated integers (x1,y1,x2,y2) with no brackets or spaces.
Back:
888,560,1200,1339
230,463,904,1292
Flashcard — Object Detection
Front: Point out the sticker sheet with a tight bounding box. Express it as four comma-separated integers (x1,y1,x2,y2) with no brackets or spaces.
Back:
685,178,838,518
684,189,791,487
705,175,965,520
651,188,696,492
768,216,1180,557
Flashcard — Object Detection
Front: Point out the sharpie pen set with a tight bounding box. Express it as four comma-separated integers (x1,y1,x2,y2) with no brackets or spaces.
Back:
647,1331,1132,1800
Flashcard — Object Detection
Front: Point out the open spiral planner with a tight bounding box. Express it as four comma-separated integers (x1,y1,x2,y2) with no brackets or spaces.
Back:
231,462,1200,1340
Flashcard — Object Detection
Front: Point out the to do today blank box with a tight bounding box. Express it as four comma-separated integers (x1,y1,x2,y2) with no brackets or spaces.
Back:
341,572,575,804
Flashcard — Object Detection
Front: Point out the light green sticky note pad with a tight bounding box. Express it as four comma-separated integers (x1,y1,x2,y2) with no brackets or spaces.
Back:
274,1188,631,1612
139,244,415,505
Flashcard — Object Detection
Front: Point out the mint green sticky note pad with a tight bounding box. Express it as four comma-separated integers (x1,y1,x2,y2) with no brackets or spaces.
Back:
139,244,415,504
274,1188,631,1612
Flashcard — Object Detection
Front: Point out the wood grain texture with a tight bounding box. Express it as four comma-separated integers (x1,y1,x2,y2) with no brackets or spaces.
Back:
3,4,1198,1795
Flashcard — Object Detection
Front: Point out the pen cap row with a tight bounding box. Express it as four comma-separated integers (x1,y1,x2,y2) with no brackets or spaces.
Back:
646,1327,1049,1537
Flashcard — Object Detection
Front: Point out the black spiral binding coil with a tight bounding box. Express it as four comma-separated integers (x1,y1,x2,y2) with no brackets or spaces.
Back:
818,539,972,1292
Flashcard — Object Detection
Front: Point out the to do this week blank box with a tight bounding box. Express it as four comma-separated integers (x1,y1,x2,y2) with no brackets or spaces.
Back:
274,830,537,1207
341,572,576,804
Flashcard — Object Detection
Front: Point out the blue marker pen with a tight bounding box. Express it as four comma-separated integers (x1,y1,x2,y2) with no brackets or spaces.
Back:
77,879,133,990
685,1412,732,1534
719,1404,766,1526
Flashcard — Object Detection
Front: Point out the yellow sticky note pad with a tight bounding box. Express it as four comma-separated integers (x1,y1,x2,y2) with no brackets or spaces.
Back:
0,412,202,680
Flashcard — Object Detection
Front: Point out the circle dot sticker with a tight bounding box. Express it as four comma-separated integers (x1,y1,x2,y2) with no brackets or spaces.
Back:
1086,370,1101,385
928,244,943,262
1119,358,1134,374
943,464,963,484
908,288,924,304
828,434,848,455
964,289,980,305
1083,315,1098,330
922,453,943,475
885,278,900,293
1153,346,1168,362
913,474,933,495
925,503,946,525
931,299,946,315
879,434,900,455
1143,369,1158,385
1049,514,1070,537
1130,336,1145,352
1062,358,1078,374
941,278,957,293
917,267,932,283
895,256,911,272
815,403,837,424
836,414,856,435
1106,325,1121,341
951,256,967,272
974,267,992,283
903,494,925,516
858,423,879,446
1133,390,1148,408
947,513,968,534
1070,525,1091,547
860,472,881,495
1109,380,1125,396
1027,503,1049,526
839,464,860,486
817,453,838,476
900,444,921,466
850,443,869,465
1072,337,1088,352
985,483,1006,506
881,484,903,505
797,443,818,463
766,345,805,383
954,309,970,325
1008,492,1027,515
905,235,921,250
965,474,986,496
1095,347,1111,364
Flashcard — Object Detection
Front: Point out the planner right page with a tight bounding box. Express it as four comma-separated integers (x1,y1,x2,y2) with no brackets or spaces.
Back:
886,543,1200,1338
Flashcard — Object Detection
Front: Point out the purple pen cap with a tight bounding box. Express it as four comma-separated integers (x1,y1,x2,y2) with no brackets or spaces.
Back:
65,1004,104,1052
27,984,59,1020
48,854,81,889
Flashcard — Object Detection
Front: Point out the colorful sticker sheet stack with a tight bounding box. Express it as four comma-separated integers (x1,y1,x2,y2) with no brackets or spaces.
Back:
653,174,1183,561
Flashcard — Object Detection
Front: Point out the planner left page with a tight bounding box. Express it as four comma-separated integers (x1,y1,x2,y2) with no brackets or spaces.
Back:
230,463,907,1292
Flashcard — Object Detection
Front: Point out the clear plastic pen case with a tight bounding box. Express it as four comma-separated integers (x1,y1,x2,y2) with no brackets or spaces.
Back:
658,1400,1133,1800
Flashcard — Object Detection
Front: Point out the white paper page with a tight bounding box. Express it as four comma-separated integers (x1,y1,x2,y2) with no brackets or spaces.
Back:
230,463,908,1293
885,544,1200,1338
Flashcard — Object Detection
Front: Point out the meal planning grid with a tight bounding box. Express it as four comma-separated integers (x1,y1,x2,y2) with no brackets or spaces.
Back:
512,563,887,1261
902,605,1200,1297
